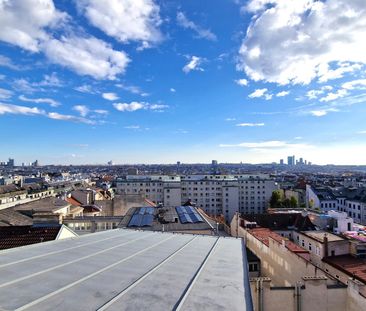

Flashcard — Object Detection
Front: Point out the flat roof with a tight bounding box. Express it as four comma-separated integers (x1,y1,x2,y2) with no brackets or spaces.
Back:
301,230,345,242
0,229,252,311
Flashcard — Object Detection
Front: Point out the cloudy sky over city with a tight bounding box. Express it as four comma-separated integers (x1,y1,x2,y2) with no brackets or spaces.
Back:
1,0,366,165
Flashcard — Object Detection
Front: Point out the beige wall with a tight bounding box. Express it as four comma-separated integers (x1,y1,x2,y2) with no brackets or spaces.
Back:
250,277,365,311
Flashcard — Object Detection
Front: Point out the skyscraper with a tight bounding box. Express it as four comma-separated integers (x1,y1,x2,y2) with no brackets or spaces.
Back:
287,155,295,166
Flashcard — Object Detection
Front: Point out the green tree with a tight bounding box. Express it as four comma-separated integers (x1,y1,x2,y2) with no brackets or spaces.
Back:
290,196,298,208
270,190,282,208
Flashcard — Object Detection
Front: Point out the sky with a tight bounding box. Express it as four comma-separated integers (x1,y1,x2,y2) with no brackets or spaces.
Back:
1,0,366,165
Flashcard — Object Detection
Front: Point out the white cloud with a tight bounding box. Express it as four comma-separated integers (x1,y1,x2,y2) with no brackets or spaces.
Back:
236,123,264,127
73,105,89,117
177,12,217,41
44,36,130,80
116,83,148,96
342,79,366,90
318,63,362,83
0,88,13,100
47,112,95,124
357,131,366,134
38,73,63,87
170,88,176,93
319,89,348,102
0,102,97,124
183,56,204,73
113,101,167,112
0,0,67,52
276,91,290,97
0,55,19,70
0,102,44,115
124,125,140,129
239,0,366,85
248,88,272,100
77,0,162,45
94,109,108,115
19,95,60,107
225,118,236,121
74,84,95,93
12,79,37,93
309,108,339,117
102,92,119,101
235,78,248,87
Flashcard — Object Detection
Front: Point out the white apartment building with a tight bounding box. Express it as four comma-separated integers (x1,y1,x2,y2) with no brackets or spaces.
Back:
116,174,278,221
306,185,366,225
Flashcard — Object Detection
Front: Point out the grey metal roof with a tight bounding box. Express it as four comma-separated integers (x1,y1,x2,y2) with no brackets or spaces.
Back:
0,229,252,311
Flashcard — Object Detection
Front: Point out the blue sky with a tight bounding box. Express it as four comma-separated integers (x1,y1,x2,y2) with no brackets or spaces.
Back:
1,0,366,165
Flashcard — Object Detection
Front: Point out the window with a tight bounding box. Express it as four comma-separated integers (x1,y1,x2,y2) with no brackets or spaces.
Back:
248,263,258,272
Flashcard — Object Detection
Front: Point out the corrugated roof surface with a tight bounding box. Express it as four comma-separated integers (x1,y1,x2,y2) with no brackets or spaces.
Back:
0,229,252,311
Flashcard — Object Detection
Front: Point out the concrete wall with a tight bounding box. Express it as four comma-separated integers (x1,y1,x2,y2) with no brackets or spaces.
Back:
250,277,366,311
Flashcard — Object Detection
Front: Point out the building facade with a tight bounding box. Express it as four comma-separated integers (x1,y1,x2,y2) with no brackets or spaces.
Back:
116,174,278,221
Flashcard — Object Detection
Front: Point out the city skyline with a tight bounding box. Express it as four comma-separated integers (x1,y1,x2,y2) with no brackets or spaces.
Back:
1,0,366,165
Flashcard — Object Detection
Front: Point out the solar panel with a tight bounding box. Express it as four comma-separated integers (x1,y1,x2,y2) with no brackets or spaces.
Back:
128,207,155,227
141,214,154,226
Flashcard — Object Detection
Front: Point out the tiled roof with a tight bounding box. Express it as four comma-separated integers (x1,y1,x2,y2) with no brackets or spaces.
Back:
0,225,61,250
323,255,366,284
248,227,309,253
66,197,82,206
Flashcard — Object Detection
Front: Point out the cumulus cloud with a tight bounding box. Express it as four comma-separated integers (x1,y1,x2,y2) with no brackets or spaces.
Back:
19,95,60,107
44,36,130,80
276,91,290,97
238,0,366,85
177,12,217,41
183,56,204,73
235,78,248,87
319,89,348,102
236,123,264,127
102,92,119,101
73,105,89,117
248,88,272,100
0,0,67,52
77,0,162,46
0,1,131,80
113,101,167,112
309,108,339,117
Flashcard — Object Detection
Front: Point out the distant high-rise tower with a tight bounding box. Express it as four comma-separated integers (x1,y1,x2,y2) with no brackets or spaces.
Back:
287,155,295,166
7,158,14,167
279,159,284,165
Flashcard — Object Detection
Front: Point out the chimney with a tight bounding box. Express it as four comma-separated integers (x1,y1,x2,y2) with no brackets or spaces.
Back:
323,233,328,258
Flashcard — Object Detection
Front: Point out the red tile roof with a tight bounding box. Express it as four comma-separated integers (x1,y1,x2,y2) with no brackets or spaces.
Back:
248,227,309,253
323,255,366,284
0,226,61,250
67,197,82,206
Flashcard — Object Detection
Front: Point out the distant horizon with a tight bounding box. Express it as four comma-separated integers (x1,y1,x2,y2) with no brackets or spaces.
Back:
3,159,366,167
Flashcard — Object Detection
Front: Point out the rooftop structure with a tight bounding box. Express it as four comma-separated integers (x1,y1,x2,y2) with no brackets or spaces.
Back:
0,229,252,311
301,230,345,243
120,206,215,234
